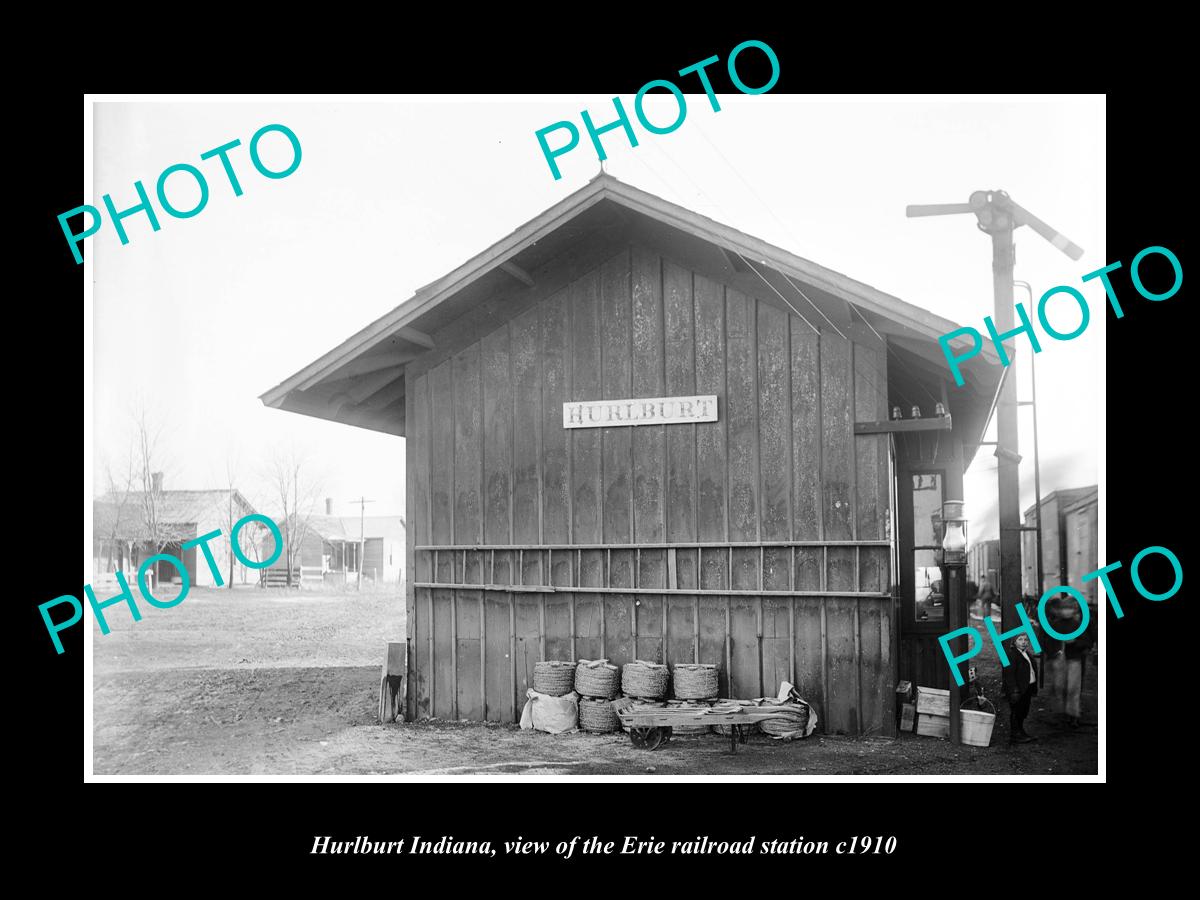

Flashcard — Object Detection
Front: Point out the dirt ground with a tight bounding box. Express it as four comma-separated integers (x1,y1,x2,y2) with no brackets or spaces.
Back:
93,588,1097,776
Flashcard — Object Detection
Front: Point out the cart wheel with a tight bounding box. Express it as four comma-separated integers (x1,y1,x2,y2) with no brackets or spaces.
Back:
630,726,667,750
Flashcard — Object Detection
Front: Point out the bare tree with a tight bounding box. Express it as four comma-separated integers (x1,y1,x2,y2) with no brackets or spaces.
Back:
134,402,174,557
264,446,323,587
100,443,137,571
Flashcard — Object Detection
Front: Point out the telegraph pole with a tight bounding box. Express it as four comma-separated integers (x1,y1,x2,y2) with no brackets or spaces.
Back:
351,496,375,590
980,203,1022,632
907,190,1082,635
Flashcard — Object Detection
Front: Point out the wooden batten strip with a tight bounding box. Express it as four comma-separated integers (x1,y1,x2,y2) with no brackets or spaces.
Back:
415,540,891,551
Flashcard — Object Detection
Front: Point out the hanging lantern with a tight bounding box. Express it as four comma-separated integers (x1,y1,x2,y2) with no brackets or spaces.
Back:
892,405,903,420
941,499,968,566
935,401,947,417
911,405,922,419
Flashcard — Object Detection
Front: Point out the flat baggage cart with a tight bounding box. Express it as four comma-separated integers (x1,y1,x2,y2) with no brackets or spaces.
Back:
615,701,809,753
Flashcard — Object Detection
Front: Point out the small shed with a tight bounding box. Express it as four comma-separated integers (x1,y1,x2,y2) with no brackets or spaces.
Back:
261,174,999,734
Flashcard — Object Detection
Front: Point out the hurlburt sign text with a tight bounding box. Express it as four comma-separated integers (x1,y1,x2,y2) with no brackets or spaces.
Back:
563,395,718,429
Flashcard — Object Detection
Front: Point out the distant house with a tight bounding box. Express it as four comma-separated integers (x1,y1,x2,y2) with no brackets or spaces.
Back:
262,500,405,585
94,474,260,587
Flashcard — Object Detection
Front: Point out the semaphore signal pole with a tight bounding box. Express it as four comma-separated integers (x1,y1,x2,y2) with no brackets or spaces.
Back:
907,191,1081,634
907,191,1081,745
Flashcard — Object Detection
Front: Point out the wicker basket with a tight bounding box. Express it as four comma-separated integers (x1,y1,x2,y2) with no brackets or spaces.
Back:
665,699,711,735
622,661,669,699
579,697,621,733
620,699,666,733
533,660,576,697
574,659,620,699
672,664,719,699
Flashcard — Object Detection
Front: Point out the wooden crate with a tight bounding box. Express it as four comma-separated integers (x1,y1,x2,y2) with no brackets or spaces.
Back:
916,711,950,739
916,685,950,717
900,703,916,732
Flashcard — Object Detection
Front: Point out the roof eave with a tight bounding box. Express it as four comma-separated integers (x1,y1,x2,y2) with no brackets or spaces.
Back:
261,173,1000,432
259,177,614,410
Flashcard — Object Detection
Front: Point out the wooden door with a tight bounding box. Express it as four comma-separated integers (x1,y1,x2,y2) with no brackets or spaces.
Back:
897,467,951,689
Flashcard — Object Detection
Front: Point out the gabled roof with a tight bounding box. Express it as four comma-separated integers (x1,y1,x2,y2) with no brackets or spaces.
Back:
260,173,999,437
1024,485,1097,520
303,514,406,543
94,489,257,541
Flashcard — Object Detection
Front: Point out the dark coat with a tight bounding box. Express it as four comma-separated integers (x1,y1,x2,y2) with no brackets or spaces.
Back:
1003,645,1039,700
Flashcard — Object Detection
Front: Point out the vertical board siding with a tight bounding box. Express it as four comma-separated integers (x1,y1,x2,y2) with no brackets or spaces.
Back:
631,247,665,664
409,245,895,735
541,291,570,547
571,269,606,668
482,327,514,722
410,373,431,718
452,346,483,721
601,252,633,666
694,274,727,541
694,275,729,694
428,361,455,720
853,335,892,735
757,302,790,543
631,248,665,545
663,260,695,667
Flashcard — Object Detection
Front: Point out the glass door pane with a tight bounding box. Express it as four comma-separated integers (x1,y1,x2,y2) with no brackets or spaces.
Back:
911,472,944,622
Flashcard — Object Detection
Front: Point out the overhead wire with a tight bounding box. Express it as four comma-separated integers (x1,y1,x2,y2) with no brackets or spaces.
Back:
631,133,930,422
678,131,946,408
642,141,824,336
651,137,939,414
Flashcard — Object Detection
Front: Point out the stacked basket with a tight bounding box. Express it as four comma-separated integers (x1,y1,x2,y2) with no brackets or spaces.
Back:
672,664,719,700
575,659,620,699
621,662,669,734
533,660,576,697
579,697,620,733
622,661,669,700
670,664,720,736
574,659,621,733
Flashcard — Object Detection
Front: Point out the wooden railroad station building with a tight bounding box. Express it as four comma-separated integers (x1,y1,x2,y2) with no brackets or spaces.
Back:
262,174,1000,736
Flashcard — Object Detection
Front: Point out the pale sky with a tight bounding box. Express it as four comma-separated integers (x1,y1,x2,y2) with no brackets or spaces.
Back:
91,96,1104,534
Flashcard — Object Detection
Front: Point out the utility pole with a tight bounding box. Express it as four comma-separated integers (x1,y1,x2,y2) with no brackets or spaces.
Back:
350,496,375,590
907,190,1081,629
1016,280,1046,617
985,208,1023,634
907,190,1081,741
